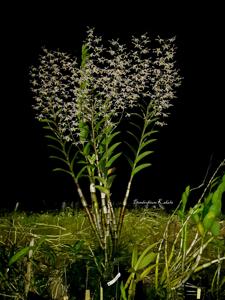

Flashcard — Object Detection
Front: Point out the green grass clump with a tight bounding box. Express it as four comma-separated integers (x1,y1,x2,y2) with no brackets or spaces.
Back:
0,206,225,299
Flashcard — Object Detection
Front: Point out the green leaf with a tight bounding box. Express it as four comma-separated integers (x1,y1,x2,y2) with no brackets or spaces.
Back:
52,168,72,176
83,142,91,156
49,155,68,165
106,152,122,168
45,135,62,144
95,185,110,197
104,131,120,146
132,163,151,177
136,252,156,270
192,213,200,224
130,122,142,132
95,118,105,132
180,185,190,213
130,112,144,119
204,192,213,206
94,176,107,186
203,211,216,231
210,220,220,236
48,144,65,156
127,131,140,144
139,139,157,151
9,247,30,266
81,43,90,68
76,165,88,180
39,118,55,125
43,125,51,130
79,122,89,142
107,175,116,188
134,241,160,271
142,130,158,140
124,154,134,168
77,160,87,164
124,141,137,157
131,246,138,268
136,151,153,164
101,142,121,161
139,264,156,281
70,152,79,171
120,281,128,300
146,117,159,128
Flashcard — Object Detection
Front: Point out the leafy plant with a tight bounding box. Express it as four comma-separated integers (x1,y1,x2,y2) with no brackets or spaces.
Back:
30,28,181,283
119,161,225,299
120,242,158,300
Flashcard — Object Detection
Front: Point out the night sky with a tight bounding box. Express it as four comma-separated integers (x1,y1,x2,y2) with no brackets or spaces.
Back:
1,3,224,211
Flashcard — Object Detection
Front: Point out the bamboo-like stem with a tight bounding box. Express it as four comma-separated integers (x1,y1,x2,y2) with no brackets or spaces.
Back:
90,182,104,241
75,177,104,249
118,105,156,239
90,108,109,246
194,256,225,273
117,179,132,239
25,238,35,297
197,159,225,205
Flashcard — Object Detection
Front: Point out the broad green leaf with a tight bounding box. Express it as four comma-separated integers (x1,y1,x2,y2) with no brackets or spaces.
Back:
204,192,213,206
95,185,110,197
136,252,156,270
107,174,116,188
134,241,160,271
131,246,138,268
106,152,122,168
210,220,220,236
132,163,151,177
52,168,72,176
139,264,156,281
191,213,200,224
9,247,30,266
136,151,153,164
83,142,91,156
203,211,216,230
209,203,221,218
79,122,89,142
197,222,205,236
94,176,107,186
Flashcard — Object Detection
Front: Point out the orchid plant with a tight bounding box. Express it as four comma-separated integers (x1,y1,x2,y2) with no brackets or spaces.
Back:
30,28,181,280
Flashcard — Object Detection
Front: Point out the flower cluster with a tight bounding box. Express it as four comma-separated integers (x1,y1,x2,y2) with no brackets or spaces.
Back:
31,28,181,141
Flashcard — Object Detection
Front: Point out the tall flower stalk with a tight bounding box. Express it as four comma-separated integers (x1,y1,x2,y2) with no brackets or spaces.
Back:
30,28,181,280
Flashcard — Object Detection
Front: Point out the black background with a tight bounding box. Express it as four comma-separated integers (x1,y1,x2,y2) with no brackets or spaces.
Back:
1,2,224,211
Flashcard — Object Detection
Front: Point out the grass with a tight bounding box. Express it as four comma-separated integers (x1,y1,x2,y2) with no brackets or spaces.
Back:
0,207,225,299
